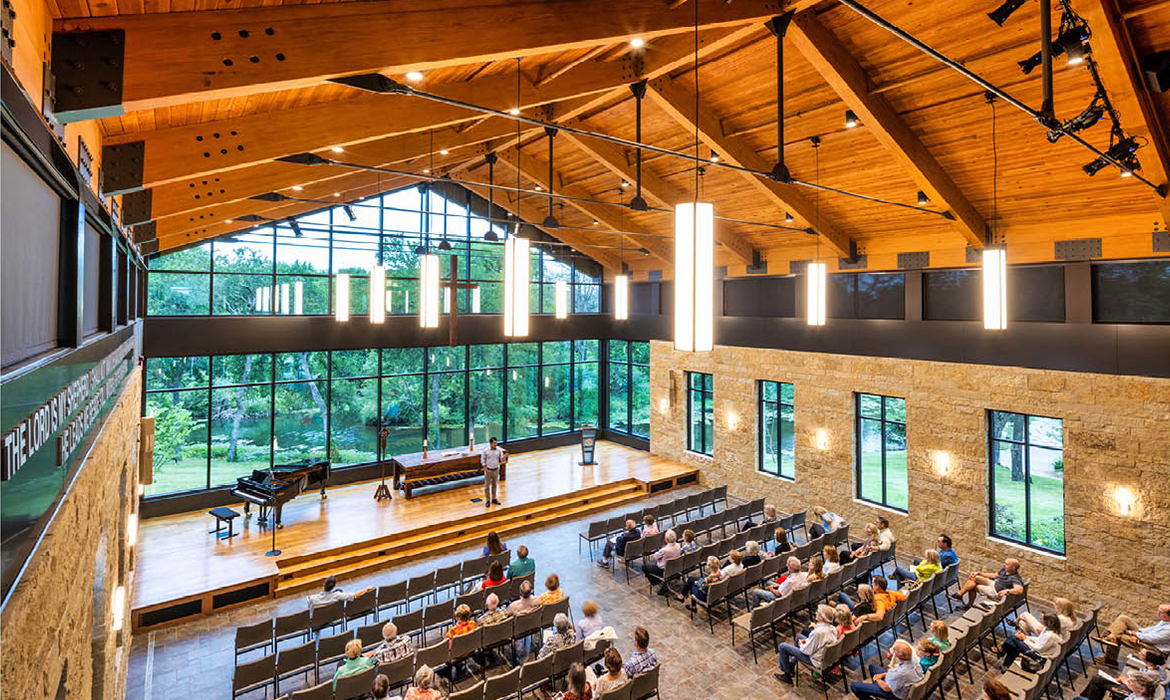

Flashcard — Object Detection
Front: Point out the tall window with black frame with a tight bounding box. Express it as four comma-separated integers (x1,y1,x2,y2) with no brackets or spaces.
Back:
855,393,908,511
758,380,795,479
988,410,1065,554
686,372,714,456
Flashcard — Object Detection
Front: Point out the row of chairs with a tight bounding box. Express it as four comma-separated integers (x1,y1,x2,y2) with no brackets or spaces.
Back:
611,516,778,583
578,486,732,557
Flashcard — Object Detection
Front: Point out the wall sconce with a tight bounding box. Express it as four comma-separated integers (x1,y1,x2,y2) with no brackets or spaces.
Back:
659,397,669,414
112,585,126,632
127,513,138,548
932,450,952,477
813,428,830,451
137,484,145,497
1115,486,1136,516
727,412,739,431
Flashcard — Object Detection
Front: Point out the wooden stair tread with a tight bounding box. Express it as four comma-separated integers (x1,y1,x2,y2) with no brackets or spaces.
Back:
275,485,648,594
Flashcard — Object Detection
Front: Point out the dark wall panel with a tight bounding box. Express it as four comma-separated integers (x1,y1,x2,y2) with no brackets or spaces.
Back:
81,223,101,337
924,269,979,321
723,277,795,317
1093,260,1170,323
1010,265,1065,322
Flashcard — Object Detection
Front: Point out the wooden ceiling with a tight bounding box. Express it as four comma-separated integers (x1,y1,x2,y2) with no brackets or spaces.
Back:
43,0,1170,276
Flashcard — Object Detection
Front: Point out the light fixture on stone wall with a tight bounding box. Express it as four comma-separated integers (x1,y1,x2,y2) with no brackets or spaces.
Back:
112,585,126,632
727,411,739,431
420,254,440,328
659,397,669,414
503,237,530,336
335,273,350,322
555,280,569,319
814,428,830,451
932,450,952,476
675,202,714,351
127,513,138,547
1115,485,1136,516
983,247,1007,330
370,264,386,323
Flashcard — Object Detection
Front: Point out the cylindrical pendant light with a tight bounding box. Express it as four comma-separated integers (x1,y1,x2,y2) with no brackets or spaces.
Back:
674,202,714,351
614,274,629,321
370,264,386,323
294,281,303,315
983,247,1007,330
442,287,451,314
471,287,481,314
806,262,827,326
335,273,350,322
419,254,440,328
280,283,290,316
255,287,264,312
261,285,272,314
503,237,530,336
555,280,569,319
385,289,393,314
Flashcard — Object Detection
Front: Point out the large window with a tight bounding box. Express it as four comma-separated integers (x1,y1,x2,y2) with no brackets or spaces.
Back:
856,393,907,511
686,372,714,456
989,411,1065,554
759,381,794,479
606,341,649,438
147,185,603,318
144,340,601,495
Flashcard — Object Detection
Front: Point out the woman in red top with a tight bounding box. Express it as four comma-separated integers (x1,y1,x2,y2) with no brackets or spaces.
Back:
481,559,507,590
557,662,593,700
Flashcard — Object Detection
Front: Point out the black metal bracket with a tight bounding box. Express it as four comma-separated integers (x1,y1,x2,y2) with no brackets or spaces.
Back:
132,221,156,244
839,254,868,270
2,0,16,67
100,140,145,195
327,73,411,95
121,189,153,225
276,152,331,166
50,30,126,123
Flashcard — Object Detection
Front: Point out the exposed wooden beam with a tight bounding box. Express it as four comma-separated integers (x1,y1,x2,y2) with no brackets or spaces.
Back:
645,75,855,258
1073,0,1170,225
494,147,675,267
56,0,781,112
559,118,757,264
789,11,988,247
536,46,609,87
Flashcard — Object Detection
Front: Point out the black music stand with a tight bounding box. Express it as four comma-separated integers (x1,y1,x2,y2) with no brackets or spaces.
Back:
374,428,392,501
264,465,281,557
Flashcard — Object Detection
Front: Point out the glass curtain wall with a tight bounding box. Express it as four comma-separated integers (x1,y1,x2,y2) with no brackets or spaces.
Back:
606,341,650,438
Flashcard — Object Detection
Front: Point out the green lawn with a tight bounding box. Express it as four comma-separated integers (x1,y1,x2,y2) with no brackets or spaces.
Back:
992,465,1065,551
859,451,908,510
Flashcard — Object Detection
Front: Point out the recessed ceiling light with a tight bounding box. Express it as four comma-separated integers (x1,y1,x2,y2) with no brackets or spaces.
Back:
710,153,720,163
630,38,645,48
535,185,542,191
333,192,341,197
620,180,629,188
1120,169,1132,178
508,107,520,116
845,110,860,128
439,149,449,155
423,168,430,174
405,71,424,82
292,185,303,191
331,146,344,153
593,220,599,226
225,219,233,224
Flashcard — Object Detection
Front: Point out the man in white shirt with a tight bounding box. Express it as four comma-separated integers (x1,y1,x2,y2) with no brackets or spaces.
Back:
876,516,897,551
752,557,808,607
775,605,839,684
1098,605,1170,666
307,575,373,609
480,437,507,508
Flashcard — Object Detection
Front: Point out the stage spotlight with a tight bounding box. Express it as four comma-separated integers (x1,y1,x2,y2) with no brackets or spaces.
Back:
406,71,424,82
630,37,645,48
845,110,860,128
1047,98,1104,143
1082,135,1139,176
785,212,794,223
343,205,357,222
1019,26,1089,74
988,0,1028,26
1118,154,1141,178
917,191,930,206
1067,43,1086,65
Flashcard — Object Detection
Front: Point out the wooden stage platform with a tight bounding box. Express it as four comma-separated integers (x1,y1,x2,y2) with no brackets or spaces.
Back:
131,441,696,631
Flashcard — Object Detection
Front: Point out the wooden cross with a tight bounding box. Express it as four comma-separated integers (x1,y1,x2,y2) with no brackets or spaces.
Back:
440,255,479,346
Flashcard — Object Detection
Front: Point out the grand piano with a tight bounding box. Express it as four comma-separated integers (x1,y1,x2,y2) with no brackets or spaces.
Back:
229,459,330,528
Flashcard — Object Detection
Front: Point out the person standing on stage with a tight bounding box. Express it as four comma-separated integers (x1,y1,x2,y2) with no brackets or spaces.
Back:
481,437,508,508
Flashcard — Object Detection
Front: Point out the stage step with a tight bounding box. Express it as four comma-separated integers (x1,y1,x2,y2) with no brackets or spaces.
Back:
275,479,647,595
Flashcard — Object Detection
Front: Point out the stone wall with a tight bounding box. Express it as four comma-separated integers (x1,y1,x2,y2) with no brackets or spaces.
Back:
649,341,1170,619
1,368,142,700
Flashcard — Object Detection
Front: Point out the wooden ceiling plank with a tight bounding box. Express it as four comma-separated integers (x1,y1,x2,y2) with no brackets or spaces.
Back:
56,0,782,111
646,74,854,258
559,118,757,264
1073,0,1170,225
495,147,674,267
789,10,988,247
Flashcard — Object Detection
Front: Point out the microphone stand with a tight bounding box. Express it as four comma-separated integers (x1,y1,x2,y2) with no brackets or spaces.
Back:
265,463,281,557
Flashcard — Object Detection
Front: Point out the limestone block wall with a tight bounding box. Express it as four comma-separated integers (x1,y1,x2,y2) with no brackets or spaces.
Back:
649,341,1170,619
1,368,142,700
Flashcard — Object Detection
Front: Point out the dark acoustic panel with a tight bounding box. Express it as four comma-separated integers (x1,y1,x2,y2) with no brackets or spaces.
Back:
1009,265,1065,322
924,269,979,321
1092,260,1170,323
722,277,796,317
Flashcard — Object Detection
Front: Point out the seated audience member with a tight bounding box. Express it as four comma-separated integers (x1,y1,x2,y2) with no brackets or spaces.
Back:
1096,605,1170,666
823,545,842,574
937,534,959,568
721,549,746,577
918,639,941,672
993,612,1062,670
680,529,700,554
404,665,442,700
814,506,845,533
365,622,414,664
642,529,681,593
1075,671,1163,700
874,516,896,551
333,638,375,688
872,576,907,615
850,639,924,700
774,528,793,555
808,517,826,539
752,556,808,607
538,573,566,605
837,605,856,636
510,579,541,615
984,677,1014,700
481,559,508,591
806,555,826,583
538,612,577,659
844,523,882,562
641,514,660,537
679,556,723,610
839,582,875,615
929,620,952,652
950,558,1025,610
1014,598,1076,637
446,604,478,645
893,549,942,588
593,648,629,696
576,600,605,641
308,575,373,608
1079,651,1167,700
599,520,640,567
371,673,392,700
776,605,844,685
742,541,764,567
478,593,510,626
624,627,660,676
483,530,508,556
743,503,780,531
509,545,536,578
559,662,593,700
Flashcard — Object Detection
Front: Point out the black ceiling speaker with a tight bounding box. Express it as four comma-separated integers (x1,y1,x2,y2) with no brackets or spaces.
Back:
1142,51,1170,93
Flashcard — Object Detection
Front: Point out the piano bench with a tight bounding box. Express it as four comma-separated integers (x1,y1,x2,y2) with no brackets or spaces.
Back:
208,507,241,541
